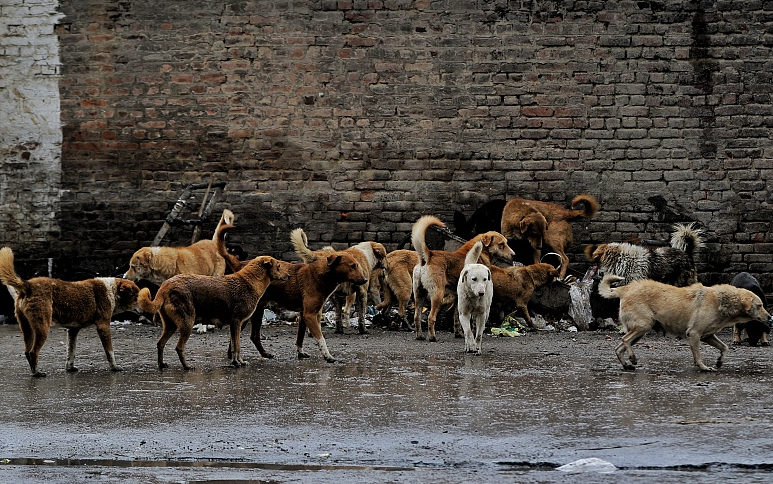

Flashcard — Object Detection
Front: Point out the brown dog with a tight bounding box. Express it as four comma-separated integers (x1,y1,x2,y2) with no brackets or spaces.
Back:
491,262,559,328
0,247,140,377
290,228,386,334
216,224,367,362
411,215,515,341
137,250,290,370
599,274,771,372
375,249,419,330
500,194,599,279
124,209,234,285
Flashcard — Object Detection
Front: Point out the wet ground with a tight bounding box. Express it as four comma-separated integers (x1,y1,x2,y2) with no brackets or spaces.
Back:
1,318,772,483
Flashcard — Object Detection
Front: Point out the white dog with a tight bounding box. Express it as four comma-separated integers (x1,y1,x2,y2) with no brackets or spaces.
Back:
456,241,493,355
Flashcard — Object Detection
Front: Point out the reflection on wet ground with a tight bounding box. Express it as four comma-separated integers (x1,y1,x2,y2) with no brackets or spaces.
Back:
0,322,771,483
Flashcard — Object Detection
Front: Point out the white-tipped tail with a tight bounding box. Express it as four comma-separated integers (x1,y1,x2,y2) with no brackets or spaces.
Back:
598,274,625,299
670,222,703,254
411,215,444,265
464,241,484,266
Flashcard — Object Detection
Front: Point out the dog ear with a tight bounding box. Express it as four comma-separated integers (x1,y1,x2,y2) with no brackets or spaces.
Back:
326,254,342,267
139,250,152,265
461,273,467,283
584,244,597,261
486,268,491,281
261,257,274,271
480,234,493,247
519,219,530,233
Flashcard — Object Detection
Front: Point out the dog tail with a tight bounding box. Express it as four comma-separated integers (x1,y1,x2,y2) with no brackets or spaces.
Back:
212,209,234,240
137,287,164,314
411,215,444,265
214,223,246,272
289,228,319,263
584,244,599,261
464,241,484,266
568,194,600,220
670,222,703,255
0,247,28,296
598,274,625,299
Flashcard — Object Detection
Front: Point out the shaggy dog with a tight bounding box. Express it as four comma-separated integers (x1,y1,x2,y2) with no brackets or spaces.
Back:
138,250,290,370
585,223,704,286
453,199,507,240
124,209,234,285
0,247,140,377
374,249,419,331
411,215,514,342
456,241,493,355
215,224,367,363
290,228,386,335
500,194,599,279
731,272,770,347
599,274,771,372
490,262,559,329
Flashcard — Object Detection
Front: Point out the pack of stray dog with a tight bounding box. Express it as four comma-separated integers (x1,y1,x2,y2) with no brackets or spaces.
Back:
1,199,771,377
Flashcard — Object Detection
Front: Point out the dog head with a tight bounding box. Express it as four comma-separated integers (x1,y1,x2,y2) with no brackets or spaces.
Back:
741,290,772,326
460,264,492,298
518,211,547,252
527,262,560,286
113,278,141,313
260,257,291,282
475,231,515,263
124,248,154,281
327,253,368,286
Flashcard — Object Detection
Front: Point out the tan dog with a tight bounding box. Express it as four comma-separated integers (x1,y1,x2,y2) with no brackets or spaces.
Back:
457,242,493,355
290,228,386,334
599,274,771,372
215,224,367,362
137,251,290,370
500,194,599,279
0,247,140,377
490,262,559,329
124,209,234,285
375,249,418,330
411,215,515,342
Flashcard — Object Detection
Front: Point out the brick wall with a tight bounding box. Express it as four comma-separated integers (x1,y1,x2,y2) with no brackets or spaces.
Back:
5,0,773,289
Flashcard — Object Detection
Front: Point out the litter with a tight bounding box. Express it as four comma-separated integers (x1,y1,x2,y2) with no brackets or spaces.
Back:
556,457,617,473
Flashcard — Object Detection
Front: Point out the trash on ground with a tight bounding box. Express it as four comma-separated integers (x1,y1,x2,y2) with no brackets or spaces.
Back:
556,457,617,473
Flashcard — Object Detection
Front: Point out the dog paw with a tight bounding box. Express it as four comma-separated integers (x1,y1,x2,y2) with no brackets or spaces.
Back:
298,352,311,359
429,336,437,342
183,366,196,371
111,366,124,372
622,364,636,371
325,356,337,363
358,327,369,335
415,334,426,341
66,366,79,373
158,363,169,370
33,371,47,378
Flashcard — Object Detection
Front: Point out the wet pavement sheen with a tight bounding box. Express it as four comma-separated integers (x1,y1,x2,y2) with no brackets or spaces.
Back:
0,320,771,483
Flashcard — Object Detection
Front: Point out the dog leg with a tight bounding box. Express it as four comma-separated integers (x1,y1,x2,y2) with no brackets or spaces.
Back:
762,332,770,346
413,297,425,341
616,330,645,371
475,310,489,355
732,323,743,345
426,295,444,342
28,321,49,378
453,309,463,338
17,312,44,377
94,321,122,372
249,307,274,359
701,334,729,370
334,295,345,334
295,313,312,359
174,322,195,371
458,311,475,353
355,287,368,335
229,319,245,367
156,315,176,370
686,329,713,371
302,313,335,363
517,303,534,329
65,328,81,372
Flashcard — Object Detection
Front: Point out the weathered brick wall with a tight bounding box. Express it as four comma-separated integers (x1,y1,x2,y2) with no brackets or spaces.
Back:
0,0,63,259
7,0,773,289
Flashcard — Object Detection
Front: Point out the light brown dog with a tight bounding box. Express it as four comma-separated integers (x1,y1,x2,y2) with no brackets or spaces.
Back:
290,228,386,335
500,194,599,279
490,262,559,328
0,247,140,377
216,224,367,362
137,249,290,370
124,209,234,285
375,249,419,330
411,215,515,341
599,274,771,372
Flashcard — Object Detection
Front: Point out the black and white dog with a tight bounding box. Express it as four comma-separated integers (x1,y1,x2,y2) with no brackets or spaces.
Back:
731,272,770,346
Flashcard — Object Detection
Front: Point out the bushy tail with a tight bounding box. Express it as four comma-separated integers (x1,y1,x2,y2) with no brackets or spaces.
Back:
211,209,234,240
464,241,484,266
411,215,444,265
214,223,245,272
670,222,703,255
569,194,600,220
290,228,319,263
0,247,27,295
598,274,625,299
137,287,164,314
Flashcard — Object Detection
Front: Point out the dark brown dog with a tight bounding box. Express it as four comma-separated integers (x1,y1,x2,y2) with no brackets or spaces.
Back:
0,247,140,377
491,262,559,328
216,224,367,362
500,194,599,279
290,228,387,334
138,247,290,370
411,215,515,341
